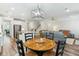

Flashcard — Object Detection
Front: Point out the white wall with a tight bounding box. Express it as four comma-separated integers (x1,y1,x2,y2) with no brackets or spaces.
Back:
1,14,79,37
29,14,79,36
57,14,79,35
27,19,60,32
40,19,59,31
0,16,27,38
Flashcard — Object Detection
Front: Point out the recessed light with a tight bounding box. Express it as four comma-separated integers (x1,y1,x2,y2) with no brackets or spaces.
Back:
65,8,70,12
11,7,15,11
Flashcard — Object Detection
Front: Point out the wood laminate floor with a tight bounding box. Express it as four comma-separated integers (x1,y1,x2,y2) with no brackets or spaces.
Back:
64,44,79,56
0,36,79,56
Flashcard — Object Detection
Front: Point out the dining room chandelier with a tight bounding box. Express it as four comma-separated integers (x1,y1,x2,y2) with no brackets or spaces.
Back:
31,4,47,19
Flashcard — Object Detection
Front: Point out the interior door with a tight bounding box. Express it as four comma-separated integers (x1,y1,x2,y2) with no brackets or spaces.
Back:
13,25,21,39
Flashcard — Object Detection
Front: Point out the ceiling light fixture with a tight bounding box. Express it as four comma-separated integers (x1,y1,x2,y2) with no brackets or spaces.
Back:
31,4,46,19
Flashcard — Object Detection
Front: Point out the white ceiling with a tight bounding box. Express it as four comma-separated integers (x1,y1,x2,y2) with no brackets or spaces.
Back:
0,3,79,19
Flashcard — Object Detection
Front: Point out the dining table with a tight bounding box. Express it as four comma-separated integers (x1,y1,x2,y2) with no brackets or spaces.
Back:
24,38,56,56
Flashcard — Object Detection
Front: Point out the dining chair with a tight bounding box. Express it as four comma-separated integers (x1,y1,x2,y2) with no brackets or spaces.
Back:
25,33,33,51
55,40,66,56
16,39,25,56
25,33,33,41
16,39,37,56
53,32,66,42
43,40,66,56
46,32,54,40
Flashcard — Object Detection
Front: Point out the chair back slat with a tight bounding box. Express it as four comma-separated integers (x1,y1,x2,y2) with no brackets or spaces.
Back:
25,33,33,51
25,33,33,41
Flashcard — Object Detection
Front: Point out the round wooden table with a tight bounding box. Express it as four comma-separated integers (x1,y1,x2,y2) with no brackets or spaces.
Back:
24,38,56,56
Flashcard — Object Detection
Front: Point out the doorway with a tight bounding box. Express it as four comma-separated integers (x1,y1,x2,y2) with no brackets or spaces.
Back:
3,21,11,37
13,25,21,39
